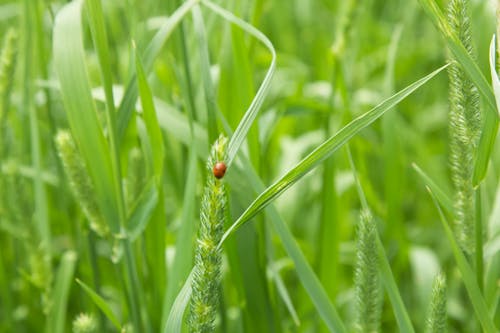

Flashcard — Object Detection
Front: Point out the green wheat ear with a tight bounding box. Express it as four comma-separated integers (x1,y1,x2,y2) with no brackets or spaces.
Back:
425,273,447,333
353,209,382,333
447,0,480,255
189,134,228,333
55,130,108,236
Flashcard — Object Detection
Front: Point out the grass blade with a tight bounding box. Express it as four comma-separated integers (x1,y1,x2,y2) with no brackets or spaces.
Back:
126,178,158,241
201,0,276,166
135,46,165,181
490,35,500,115
192,4,218,144
412,163,454,214
46,251,77,333
53,0,120,232
220,64,448,244
427,188,498,333
376,236,416,333
164,270,194,333
161,146,198,331
76,279,121,330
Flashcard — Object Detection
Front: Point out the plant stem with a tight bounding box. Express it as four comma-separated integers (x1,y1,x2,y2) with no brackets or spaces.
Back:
474,187,483,292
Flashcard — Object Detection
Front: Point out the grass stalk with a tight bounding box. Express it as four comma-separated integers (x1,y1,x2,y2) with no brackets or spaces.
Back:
475,188,483,291
23,0,50,256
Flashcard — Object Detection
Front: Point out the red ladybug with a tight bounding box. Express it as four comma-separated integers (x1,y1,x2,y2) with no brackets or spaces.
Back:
213,161,227,179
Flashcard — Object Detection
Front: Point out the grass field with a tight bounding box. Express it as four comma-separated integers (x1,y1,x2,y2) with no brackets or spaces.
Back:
0,0,499,332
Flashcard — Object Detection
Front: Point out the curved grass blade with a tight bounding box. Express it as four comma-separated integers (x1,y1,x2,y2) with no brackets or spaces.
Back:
268,261,300,326
490,35,500,115
220,64,448,244
201,0,276,166
160,146,198,330
53,0,120,232
427,188,498,333
412,163,454,213
76,279,121,330
46,251,77,333
164,270,194,333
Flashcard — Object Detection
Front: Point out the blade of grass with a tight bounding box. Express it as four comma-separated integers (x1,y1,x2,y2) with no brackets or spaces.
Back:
490,35,500,115
412,163,454,213
201,0,276,166
165,270,194,333
192,4,218,144
126,178,158,241
23,0,50,254
376,236,416,333
161,145,198,331
76,279,121,330
46,251,77,333
53,0,120,233
135,45,165,182
54,3,146,330
268,260,300,326
427,188,498,333
220,64,448,244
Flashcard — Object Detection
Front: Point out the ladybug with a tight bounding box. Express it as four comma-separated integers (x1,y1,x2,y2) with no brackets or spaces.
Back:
213,161,227,179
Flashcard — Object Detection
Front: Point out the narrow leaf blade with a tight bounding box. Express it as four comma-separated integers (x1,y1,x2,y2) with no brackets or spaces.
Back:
221,64,448,243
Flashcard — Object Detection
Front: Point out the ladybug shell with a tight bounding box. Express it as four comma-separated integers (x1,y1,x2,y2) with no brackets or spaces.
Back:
213,162,227,179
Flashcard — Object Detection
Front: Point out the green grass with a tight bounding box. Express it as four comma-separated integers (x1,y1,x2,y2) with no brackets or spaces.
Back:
0,0,499,332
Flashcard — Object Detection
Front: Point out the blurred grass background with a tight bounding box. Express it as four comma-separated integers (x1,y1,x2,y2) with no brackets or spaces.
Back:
0,0,498,332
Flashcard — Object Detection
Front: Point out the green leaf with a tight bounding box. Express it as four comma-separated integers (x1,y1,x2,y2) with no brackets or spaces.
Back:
126,178,159,241
135,47,165,181
46,251,77,333
161,146,198,331
220,64,448,244
427,188,498,333
202,0,276,166
412,163,454,214
164,270,194,333
192,4,218,144
76,278,121,330
376,236,416,333
53,0,120,233
489,35,500,115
